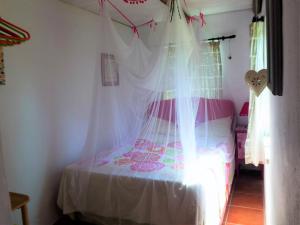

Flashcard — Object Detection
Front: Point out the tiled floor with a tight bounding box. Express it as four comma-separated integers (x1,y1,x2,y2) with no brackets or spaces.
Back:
223,170,264,225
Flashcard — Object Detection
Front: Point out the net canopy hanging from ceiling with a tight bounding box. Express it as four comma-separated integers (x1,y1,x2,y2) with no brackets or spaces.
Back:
58,1,235,225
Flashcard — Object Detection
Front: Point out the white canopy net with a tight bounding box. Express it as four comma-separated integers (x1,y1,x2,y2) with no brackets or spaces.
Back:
58,1,235,225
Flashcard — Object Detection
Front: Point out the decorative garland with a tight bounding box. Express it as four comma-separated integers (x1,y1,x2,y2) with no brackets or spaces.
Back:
187,13,206,27
123,0,147,4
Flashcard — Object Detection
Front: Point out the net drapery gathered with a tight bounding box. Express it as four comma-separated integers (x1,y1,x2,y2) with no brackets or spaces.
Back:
245,21,270,166
58,1,235,225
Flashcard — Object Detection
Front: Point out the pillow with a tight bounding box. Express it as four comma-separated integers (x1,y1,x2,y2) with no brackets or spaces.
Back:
195,116,232,137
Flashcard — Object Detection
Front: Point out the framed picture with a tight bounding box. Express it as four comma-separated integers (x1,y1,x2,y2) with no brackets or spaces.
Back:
266,0,283,96
101,53,119,86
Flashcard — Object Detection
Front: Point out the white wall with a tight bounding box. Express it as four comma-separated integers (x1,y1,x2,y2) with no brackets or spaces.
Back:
265,0,300,224
199,10,252,124
0,0,131,224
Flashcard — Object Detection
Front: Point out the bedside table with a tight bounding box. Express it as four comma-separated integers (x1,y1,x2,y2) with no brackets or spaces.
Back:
235,125,247,177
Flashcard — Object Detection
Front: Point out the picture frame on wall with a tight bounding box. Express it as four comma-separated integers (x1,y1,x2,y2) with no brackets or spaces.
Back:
101,53,119,86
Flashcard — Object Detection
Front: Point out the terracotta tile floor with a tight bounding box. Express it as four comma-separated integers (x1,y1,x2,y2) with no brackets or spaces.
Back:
223,170,264,225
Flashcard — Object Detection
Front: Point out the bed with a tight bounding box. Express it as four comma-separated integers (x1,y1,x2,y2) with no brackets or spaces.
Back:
57,99,236,225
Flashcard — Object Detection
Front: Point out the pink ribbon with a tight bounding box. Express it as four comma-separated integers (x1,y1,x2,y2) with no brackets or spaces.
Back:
199,12,206,27
187,16,196,25
131,26,140,38
123,0,147,4
98,0,157,38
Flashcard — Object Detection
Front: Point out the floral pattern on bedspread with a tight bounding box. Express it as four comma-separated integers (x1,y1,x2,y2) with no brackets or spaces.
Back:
82,139,185,173
111,139,180,172
75,136,234,176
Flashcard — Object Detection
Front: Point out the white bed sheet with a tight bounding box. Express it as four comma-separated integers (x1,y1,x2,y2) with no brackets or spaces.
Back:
58,130,235,225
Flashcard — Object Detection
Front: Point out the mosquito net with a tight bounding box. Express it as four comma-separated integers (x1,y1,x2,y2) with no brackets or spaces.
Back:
58,1,235,225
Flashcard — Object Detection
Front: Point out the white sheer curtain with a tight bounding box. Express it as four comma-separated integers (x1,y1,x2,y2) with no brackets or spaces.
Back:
200,41,223,99
245,21,270,166
164,40,223,99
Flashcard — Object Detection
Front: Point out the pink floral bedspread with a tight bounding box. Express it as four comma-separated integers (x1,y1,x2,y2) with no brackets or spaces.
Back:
77,137,233,174
113,139,184,172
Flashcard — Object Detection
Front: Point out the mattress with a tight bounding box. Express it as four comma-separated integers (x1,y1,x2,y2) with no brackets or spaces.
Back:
58,118,235,225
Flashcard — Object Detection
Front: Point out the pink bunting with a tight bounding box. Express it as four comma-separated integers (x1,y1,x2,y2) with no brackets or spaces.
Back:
199,12,206,27
123,0,147,4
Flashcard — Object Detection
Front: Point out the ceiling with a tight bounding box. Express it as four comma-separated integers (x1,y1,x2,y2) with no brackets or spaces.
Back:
61,0,252,26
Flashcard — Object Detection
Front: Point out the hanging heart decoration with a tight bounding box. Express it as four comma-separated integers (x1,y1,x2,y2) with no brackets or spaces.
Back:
245,69,268,97
123,0,147,4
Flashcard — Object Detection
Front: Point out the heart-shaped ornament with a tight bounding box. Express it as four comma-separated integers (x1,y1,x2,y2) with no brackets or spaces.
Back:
245,69,268,97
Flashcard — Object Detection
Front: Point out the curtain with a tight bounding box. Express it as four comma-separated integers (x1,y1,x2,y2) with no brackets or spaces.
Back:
209,41,222,79
197,41,223,99
245,21,270,166
163,41,223,100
